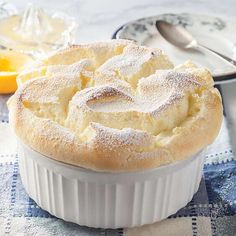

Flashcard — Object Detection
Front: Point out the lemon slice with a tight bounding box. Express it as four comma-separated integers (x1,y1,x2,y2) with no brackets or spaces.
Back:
0,50,33,94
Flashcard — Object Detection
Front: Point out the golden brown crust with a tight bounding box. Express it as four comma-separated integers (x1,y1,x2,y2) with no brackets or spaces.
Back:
8,40,223,171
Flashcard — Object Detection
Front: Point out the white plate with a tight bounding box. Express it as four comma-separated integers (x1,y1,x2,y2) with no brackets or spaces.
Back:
113,13,236,83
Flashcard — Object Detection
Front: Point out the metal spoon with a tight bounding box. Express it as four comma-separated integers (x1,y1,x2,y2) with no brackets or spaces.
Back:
156,20,236,67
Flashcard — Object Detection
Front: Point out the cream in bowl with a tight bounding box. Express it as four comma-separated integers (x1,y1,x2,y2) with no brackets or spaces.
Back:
8,40,223,228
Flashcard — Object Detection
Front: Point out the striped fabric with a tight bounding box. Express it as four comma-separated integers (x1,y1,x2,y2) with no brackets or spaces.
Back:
0,95,236,236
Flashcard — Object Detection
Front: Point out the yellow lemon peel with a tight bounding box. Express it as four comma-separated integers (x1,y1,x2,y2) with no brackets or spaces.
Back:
0,50,32,94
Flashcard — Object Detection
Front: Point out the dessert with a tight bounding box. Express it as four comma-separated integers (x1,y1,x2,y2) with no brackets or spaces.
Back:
7,40,223,228
8,40,222,171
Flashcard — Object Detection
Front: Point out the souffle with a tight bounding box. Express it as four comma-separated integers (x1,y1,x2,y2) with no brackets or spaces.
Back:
8,40,223,171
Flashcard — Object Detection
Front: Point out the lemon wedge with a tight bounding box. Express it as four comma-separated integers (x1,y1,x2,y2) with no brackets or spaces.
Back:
0,50,32,94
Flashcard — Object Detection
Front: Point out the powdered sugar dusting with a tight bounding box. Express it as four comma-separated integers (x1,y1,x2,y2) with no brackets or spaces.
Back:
13,40,215,157
91,122,152,149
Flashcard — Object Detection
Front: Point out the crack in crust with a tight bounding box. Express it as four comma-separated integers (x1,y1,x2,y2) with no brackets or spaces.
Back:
8,40,223,171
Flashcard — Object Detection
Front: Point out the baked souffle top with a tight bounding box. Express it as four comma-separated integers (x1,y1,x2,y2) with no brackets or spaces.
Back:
8,40,223,171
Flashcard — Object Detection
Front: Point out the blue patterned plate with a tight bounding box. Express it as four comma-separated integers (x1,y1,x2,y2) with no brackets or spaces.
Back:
112,13,236,83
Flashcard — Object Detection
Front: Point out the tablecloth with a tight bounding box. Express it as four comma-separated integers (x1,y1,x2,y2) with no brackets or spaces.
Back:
0,94,236,236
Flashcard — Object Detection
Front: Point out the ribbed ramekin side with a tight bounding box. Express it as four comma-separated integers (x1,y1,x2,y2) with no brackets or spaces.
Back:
18,143,205,228
128,152,205,226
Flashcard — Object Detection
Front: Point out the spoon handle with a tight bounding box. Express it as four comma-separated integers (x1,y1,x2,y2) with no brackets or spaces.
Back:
196,44,236,67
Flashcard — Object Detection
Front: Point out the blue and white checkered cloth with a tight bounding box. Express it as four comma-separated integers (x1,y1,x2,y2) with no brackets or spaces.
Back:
0,95,236,236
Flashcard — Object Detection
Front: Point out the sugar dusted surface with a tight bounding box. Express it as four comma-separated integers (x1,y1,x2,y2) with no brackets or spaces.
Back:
8,40,222,171
15,41,210,145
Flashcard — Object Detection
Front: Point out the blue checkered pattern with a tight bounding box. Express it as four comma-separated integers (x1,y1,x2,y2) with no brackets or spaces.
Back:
1,95,236,235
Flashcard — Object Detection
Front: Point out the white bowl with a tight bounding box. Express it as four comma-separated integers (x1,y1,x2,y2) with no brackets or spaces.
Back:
18,142,205,228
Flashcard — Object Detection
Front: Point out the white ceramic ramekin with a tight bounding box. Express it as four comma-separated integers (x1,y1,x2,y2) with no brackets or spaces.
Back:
18,142,205,228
